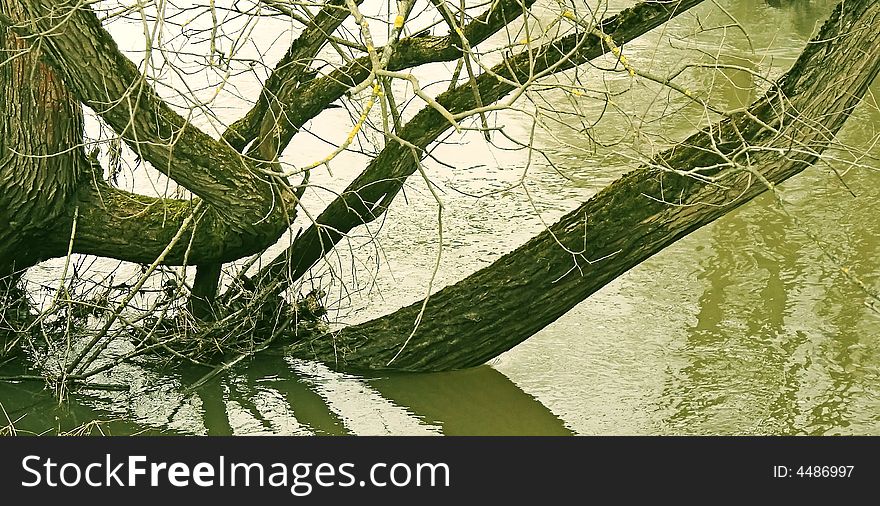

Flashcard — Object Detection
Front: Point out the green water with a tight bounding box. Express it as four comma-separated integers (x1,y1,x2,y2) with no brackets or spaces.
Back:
2,0,879,435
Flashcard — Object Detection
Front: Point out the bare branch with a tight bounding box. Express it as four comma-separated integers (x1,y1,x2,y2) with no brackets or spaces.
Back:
252,0,707,293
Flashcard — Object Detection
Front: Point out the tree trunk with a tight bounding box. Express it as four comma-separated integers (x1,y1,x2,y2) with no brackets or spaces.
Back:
0,0,86,276
288,0,880,372
0,0,88,358
0,0,304,271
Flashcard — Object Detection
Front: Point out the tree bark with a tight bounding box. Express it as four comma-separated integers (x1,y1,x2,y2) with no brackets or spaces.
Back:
288,0,880,371
0,0,298,261
0,0,331,270
0,0,86,275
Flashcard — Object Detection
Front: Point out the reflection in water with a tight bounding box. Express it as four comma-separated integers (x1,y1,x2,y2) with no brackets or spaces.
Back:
665,198,806,434
1,0,878,435
0,356,570,435
368,368,572,435
765,0,834,38
697,54,756,111
0,361,162,435
805,169,880,435
661,76,880,434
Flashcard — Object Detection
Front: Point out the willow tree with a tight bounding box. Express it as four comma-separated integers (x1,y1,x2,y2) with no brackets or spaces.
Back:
0,0,877,387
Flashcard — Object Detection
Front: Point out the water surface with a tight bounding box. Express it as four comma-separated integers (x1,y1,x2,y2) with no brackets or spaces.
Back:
2,0,878,435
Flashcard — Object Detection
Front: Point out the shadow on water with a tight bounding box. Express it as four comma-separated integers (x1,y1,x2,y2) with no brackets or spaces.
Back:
2,0,877,436
1,353,571,435
367,368,572,435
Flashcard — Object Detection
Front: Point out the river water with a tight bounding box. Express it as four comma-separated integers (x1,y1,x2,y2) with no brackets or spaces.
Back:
2,0,879,435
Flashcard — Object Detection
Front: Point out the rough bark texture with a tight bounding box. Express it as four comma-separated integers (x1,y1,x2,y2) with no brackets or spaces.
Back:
26,1,296,225
0,0,298,267
288,0,880,371
0,0,86,274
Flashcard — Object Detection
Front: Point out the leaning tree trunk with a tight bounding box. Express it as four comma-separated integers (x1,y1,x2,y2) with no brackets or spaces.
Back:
288,0,880,371
0,0,86,278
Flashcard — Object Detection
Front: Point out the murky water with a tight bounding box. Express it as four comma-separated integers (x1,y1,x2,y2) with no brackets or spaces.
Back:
2,0,879,435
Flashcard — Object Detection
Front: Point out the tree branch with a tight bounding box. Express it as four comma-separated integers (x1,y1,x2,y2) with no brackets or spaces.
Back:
3,0,296,239
263,0,539,155
222,0,357,152
40,178,285,265
251,0,707,293
288,0,880,371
